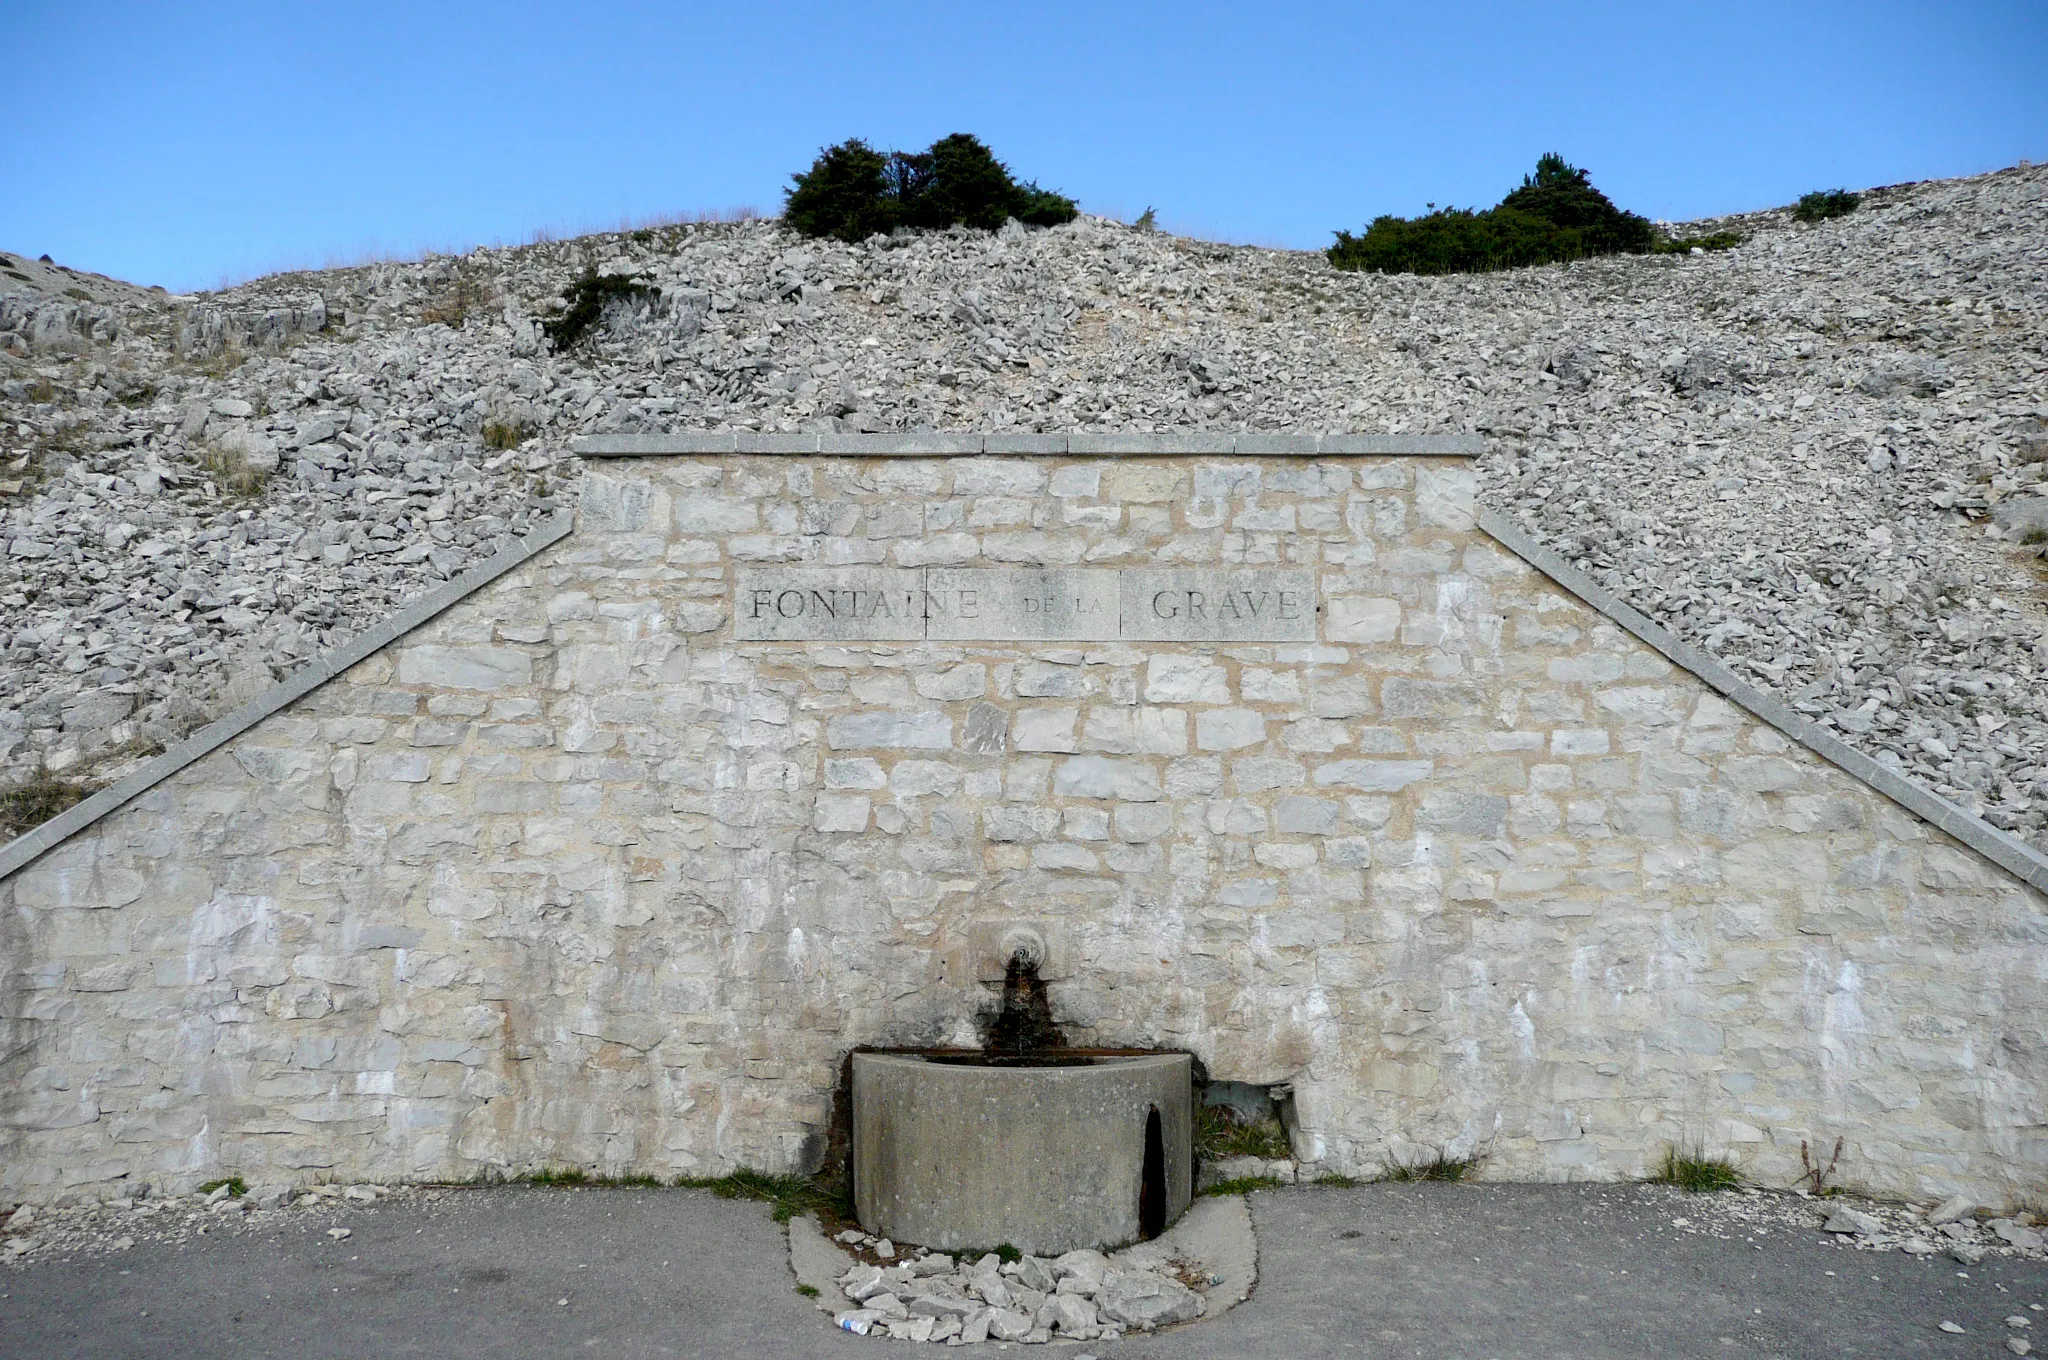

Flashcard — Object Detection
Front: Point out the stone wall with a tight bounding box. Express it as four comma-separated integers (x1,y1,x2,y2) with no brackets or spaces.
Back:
3,451,2044,1208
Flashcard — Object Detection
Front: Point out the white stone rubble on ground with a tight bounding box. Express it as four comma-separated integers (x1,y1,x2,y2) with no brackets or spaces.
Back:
830,1231,1204,1343
0,1180,419,1266
0,163,2043,849
1638,1181,2048,1268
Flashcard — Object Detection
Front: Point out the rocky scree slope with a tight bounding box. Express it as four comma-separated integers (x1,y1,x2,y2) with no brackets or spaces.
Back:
0,162,2044,851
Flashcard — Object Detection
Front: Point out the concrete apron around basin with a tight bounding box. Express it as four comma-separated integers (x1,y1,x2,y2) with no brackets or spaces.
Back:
852,1052,1194,1256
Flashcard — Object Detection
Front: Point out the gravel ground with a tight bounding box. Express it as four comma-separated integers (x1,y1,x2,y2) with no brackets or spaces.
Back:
2,1183,2044,1359
1,162,2043,850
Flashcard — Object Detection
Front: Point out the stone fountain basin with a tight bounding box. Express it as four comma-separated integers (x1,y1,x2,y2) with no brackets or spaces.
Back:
851,1050,1192,1256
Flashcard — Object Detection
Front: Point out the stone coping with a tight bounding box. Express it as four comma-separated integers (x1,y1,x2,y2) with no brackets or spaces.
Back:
570,431,1485,458
2,498,2042,900
0,513,575,884
1478,508,2048,896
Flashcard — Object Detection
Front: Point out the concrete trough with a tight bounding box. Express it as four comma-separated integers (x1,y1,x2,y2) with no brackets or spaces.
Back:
851,1051,1193,1256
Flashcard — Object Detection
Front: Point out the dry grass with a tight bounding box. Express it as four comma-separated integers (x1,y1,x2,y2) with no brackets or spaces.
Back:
203,205,771,294
0,767,95,840
1195,1103,1292,1160
193,444,269,499
481,419,529,451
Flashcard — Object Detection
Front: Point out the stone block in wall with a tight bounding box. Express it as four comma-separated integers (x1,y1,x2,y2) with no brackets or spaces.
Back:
825,712,954,750
396,646,533,690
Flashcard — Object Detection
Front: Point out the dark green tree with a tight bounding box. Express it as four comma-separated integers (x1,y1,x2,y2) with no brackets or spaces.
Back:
907,134,1022,230
784,139,898,242
1497,153,1654,254
784,134,1076,240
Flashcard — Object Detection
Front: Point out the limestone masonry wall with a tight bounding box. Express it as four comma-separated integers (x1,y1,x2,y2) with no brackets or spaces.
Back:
3,453,2044,1207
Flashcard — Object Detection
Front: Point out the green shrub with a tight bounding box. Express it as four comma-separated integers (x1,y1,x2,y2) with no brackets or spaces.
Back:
197,1176,247,1197
1651,230,1745,255
1498,153,1654,254
1793,189,1860,223
1329,153,1653,276
543,270,660,351
784,134,1077,241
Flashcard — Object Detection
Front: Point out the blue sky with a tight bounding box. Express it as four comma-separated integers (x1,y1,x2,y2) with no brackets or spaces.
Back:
7,1,2044,292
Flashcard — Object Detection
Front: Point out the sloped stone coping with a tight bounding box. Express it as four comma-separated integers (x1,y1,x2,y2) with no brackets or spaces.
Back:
0,512,576,883
571,431,1485,458
1478,507,2048,896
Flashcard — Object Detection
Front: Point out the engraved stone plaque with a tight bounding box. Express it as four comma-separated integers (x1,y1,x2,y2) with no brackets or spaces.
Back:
1119,569,1316,642
733,567,1316,641
733,568,926,640
924,569,1119,641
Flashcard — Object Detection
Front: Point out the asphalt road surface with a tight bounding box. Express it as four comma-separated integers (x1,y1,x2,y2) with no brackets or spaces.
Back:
4,1182,2042,1359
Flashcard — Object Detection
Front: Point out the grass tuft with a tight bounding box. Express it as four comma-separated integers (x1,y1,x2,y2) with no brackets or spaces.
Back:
521,1167,665,1189
1658,1144,1741,1193
0,766,95,839
1202,1175,1285,1197
1194,1103,1292,1161
673,1169,850,1225
1384,1151,1475,1183
419,271,491,329
795,1283,820,1298
197,1176,247,1197
481,419,529,451
194,445,269,500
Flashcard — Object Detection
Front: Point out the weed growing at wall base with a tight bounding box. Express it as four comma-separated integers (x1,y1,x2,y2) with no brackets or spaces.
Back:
1194,1103,1292,1160
510,1167,849,1223
676,1169,850,1224
1202,1175,1285,1197
1659,1144,1741,1192
1800,1137,1846,1196
1383,1151,1476,1182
